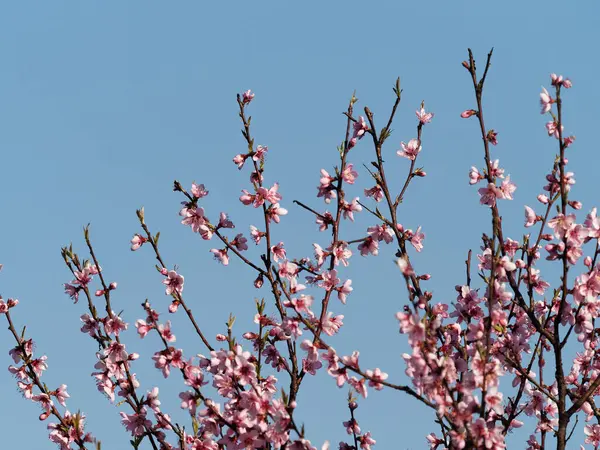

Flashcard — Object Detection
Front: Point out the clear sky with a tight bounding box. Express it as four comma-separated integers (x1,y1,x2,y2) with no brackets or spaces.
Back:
1,1,599,449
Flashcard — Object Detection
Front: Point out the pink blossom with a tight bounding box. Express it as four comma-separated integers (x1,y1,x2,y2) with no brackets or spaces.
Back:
231,233,248,251
499,175,517,200
352,116,369,140
416,106,434,124
53,384,70,407
342,197,362,221
130,234,147,251
250,225,266,244
267,203,288,223
191,183,209,198
120,409,151,437
364,185,384,202
163,270,184,295
218,212,234,229
242,89,255,104
319,270,340,291
210,248,229,265
461,109,477,118
397,139,421,160
359,432,376,450
234,153,248,169
337,279,353,303
540,87,553,114
365,368,388,390
158,321,176,342
271,242,286,261
252,145,268,161
341,164,358,184
546,121,563,138
478,183,502,207
469,166,483,185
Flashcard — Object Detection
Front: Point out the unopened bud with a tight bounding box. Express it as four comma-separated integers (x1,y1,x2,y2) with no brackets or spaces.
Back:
215,334,227,342
254,274,264,289
7,298,19,308
243,332,258,340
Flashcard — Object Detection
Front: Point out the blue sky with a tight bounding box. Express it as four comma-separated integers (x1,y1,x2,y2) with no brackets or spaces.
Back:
1,1,599,449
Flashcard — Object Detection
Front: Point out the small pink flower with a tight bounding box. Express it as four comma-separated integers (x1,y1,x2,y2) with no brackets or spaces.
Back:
469,166,483,185
163,270,184,296
353,116,369,140
130,234,147,251
53,384,70,407
242,89,255,104
397,139,421,160
540,87,553,114
524,206,538,228
233,154,248,169
319,270,340,291
342,197,362,221
364,185,384,202
231,233,248,251
487,129,498,145
416,106,434,124
252,145,268,161
478,183,502,207
341,164,358,184
337,279,353,303
218,212,234,229
271,242,286,261
499,175,517,200
210,248,229,265
546,121,563,139
191,183,209,198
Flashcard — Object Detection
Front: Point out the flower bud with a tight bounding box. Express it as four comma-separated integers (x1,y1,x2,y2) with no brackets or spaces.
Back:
460,109,477,119
584,256,593,267
254,274,264,289
168,301,180,313
216,334,227,341
7,298,19,308
109,282,118,290
243,332,258,340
